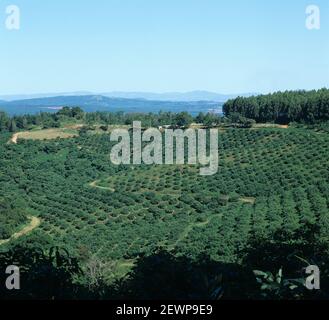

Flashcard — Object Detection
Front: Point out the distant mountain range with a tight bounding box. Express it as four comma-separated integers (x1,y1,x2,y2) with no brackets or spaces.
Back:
101,91,257,102
0,91,257,102
0,95,223,116
0,91,258,116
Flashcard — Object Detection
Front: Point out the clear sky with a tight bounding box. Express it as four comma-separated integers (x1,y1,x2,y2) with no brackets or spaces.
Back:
1,0,328,95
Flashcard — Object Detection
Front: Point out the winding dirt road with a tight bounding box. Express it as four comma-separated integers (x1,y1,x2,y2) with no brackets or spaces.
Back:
10,133,20,144
0,216,41,246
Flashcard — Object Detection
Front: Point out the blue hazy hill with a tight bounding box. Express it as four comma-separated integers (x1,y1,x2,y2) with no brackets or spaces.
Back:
0,91,256,102
0,95,222,116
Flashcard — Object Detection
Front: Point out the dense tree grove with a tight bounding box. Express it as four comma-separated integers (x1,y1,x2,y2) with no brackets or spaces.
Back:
223,88,329,124
0,107,226,133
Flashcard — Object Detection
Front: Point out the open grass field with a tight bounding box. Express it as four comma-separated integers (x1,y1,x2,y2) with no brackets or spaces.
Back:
11,128,79,143
252,123,289,129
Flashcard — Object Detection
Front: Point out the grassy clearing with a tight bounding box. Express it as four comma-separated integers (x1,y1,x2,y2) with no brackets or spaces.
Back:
239,197,256,204
12,128,79,142
252,123,289,129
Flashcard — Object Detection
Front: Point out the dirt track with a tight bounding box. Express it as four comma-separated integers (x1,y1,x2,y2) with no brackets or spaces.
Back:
0,216,41,246
10,133,20,144
89,180,116,192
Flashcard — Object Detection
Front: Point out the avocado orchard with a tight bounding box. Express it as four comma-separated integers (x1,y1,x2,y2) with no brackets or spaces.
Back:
1,126,329,264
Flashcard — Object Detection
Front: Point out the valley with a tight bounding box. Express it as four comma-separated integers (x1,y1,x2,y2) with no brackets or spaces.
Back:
1,89,329,299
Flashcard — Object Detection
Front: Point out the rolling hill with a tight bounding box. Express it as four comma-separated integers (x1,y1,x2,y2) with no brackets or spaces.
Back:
0,95,222,116
0,91,256,102
100,91,257,102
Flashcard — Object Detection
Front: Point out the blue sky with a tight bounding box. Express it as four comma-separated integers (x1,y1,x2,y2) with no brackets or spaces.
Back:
1,0,328,95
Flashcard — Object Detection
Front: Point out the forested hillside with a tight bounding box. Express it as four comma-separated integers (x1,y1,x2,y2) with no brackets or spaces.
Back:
223,88,329,124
